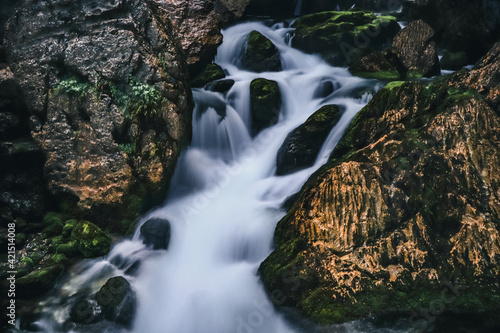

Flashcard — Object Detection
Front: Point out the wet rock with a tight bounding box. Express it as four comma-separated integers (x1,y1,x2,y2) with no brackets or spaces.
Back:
250,78,281,135
391,20,440,78
69,296,103,325
292,10,400,66
140,217,171,250
191,63,226,88
206,79,236,93
96,276,136,326
16,264,64,297
299,0,404,14
241,31,281,72
349,50,400,80
261,61,500,324
276,105,342,175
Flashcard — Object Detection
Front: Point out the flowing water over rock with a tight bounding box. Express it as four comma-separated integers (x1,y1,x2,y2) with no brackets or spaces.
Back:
19,21,410,333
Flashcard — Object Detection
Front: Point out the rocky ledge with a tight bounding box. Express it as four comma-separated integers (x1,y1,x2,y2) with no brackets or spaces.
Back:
260,40,500,329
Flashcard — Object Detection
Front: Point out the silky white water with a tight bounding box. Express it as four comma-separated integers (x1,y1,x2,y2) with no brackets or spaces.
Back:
26,21,391,333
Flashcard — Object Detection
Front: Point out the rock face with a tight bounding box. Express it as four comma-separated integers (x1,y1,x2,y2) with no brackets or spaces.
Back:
250,78,282,135
276,105,342,175
157,0,250,73
3,0,193,232
292,11,400,66
260,42,500,326
391,20,440,78
241,31,281,72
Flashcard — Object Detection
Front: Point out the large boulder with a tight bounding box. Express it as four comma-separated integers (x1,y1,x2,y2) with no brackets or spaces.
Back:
391,20,440,78
140,217,171,250
3,0,193,232
276,105,342,175
250,78,282,135
402,0,500,65
159,0,251,73
260,42,500,326
292,10,400,66
241,31,281,72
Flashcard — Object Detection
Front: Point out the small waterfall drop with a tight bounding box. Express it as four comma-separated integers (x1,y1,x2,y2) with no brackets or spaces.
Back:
24,20,393,333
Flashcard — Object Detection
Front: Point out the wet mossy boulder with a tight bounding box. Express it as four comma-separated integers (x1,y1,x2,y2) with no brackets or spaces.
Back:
349,50,400,80
16,264,64,297
206,79,235,93
250,78,282,135
70,220,111,258
96,276,136,326
391,20,440,78
292,10,400,66
276,104,342,175
139,217,171,250
190,63,226,88
241,31,281,72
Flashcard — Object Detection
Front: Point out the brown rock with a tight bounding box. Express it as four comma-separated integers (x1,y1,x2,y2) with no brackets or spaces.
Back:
392,20,440,77
261,65,500,323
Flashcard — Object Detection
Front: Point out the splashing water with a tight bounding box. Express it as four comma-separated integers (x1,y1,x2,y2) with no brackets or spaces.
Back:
24,21,401,333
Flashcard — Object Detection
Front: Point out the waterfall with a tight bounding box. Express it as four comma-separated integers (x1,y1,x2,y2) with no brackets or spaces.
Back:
23,21,389,333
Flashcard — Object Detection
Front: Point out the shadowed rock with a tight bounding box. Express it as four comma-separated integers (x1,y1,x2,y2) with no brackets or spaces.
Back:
140,217,171,250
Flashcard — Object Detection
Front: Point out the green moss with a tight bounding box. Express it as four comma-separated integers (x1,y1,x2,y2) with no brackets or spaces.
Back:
191,63,225,88
14,233,26,247
56,242,78,256
353,71,400,80
384,81,406,90
17,264,64,296
43,221,64,237
43,212,63,225
20,257,34,267
49,253,69,265
71,220,111,258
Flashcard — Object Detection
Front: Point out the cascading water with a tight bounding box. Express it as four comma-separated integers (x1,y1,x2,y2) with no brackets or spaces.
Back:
23,20,393,333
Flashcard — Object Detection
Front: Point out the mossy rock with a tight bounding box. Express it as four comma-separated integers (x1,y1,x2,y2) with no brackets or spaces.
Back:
56,241,78,256
96,276,136,326
16,264,64,297
70,221,111,258
276,104,342,175
250,78,282,135
241,31,281,72
292,11,400,66
190,63,226,88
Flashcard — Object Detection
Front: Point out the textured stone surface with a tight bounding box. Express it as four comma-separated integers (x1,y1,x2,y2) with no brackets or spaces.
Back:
4,0,193,231
261,42,500,325
391,20,440,77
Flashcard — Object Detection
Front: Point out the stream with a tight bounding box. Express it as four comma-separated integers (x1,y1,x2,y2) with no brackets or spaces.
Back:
22,19,412,333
